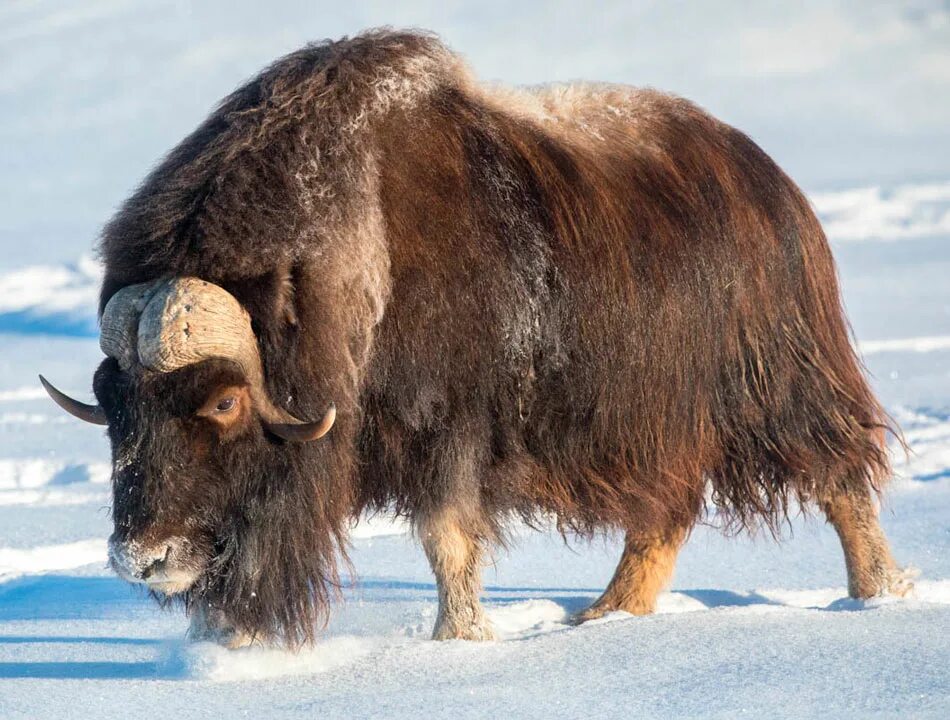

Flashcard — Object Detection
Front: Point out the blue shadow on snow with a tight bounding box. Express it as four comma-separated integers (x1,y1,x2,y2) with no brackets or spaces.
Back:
0,575,151,622
0,661,158,680
0,635,160,646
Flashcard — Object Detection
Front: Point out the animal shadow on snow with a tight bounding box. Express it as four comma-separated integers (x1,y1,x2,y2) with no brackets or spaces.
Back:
0,575,886,679
0,574,163,680
0,660,158,680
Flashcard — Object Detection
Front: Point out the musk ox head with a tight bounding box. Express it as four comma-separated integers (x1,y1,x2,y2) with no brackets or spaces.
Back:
40,277,340,644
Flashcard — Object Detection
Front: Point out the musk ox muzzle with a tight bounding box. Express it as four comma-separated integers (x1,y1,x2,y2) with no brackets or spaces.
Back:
108,534,201,595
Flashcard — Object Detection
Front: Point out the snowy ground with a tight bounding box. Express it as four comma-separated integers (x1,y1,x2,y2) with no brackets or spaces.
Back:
0,183,948,718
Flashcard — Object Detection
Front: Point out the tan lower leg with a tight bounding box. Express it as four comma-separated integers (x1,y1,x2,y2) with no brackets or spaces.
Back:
418,507,494,641
575,528,685,622
823,488,912,598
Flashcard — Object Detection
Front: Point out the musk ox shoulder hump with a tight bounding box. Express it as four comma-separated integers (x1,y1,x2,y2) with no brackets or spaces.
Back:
97,29,469,304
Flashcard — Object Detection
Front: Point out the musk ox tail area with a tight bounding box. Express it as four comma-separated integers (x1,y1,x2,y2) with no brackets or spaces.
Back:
702,133,894,533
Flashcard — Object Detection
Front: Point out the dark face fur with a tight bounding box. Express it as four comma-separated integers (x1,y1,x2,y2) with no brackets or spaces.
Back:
91,352,348,646
95,357,265,596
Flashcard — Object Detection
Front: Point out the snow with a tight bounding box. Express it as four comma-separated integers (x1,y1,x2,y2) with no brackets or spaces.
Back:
0,540,107,583
169,636,381,683
0,388,49,403
812,182,950,242
0,460,110,491
0,257,101,317
1,2,949,718
859,335,950,355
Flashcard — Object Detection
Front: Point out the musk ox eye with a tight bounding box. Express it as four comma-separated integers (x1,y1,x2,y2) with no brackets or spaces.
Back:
195,386,247,421
215,397,237,413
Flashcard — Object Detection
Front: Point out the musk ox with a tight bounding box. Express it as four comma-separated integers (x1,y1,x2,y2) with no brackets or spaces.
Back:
41,29,912,647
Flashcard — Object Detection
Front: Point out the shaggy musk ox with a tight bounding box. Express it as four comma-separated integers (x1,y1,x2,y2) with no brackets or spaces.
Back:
42,29,913,647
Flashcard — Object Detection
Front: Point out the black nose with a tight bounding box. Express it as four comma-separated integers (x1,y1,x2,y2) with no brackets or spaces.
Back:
140,546,170,580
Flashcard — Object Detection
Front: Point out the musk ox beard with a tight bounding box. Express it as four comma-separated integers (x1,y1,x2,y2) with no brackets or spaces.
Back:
41,29,913,647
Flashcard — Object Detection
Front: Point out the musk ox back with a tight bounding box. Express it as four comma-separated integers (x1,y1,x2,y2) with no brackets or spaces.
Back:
41,29,912,647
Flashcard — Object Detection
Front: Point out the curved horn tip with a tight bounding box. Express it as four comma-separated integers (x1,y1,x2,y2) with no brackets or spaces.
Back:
38,374,108,426
266,402,336,443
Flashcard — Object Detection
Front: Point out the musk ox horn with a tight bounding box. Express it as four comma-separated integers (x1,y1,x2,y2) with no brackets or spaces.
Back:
101,276,335,441
100,281,164,370
135,278,266,386
265,403,336,442
38,375,108,426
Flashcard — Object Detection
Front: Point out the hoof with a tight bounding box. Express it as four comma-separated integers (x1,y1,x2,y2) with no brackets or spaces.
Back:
432,620,495,641
571,599,653,625
849,565,920,600
188,605,256,649
222,630,256,649
569,605,611,626
189,624,255,649
885,566,919,598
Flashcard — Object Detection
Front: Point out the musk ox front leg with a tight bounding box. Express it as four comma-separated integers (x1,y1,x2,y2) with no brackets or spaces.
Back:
187,602,254,649
417,507,494,641
822,486,914,599
573,527,686,624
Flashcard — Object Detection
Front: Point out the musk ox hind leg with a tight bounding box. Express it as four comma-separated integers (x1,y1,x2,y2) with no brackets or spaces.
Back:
572,527,686,624
417,506,495,641
822,483,915,599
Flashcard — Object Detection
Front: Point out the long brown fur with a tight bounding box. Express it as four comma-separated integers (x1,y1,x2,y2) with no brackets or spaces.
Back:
94,29,896,644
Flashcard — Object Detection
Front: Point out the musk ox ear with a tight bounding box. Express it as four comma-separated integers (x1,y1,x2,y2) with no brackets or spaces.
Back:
264,403,336,442
38,375,108,426
228,264,298,330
